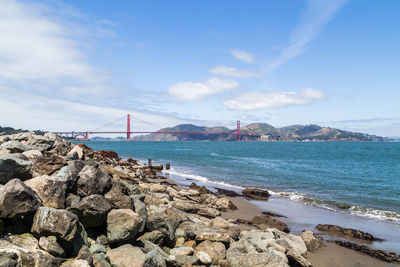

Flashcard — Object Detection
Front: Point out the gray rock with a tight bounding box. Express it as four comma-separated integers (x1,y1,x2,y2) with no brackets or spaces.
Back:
0,154,32,184
31,207,79,242
286,250,312,267
169,246,193,256
70,194,112,228
90,244,107,254
104,181,135,210
273,230,307,255
226,251,289,267
92,252,112,267
240,229,275,252
0,251,18,267
197,207,221,218
66,194,81,207
195,250,212,265
137,230,165,246
77,245,92,264
60,259,91,267
76,166,111,197
252,215,289,233
194,240,226,265
134,198,147,232
165,255,199,266
24,175,67,209
146,211,181,245
53,166,78,191
67,146,84,160
107,209,143,243
22,150,43,161
107,244,146,267
0,178,41,218
39,236,65,257
144,249,167,267
25,135,54,152
301,230,323,252
212,197,237,211
0,141,29,153
95,235,108,246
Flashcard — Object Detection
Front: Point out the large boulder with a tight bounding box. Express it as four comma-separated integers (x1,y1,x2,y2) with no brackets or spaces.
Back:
31,207,80,242
67,145,84,160
53,166,78,191
0,154,32,183
227,251,288,267
242,188,270,200
76,166,111,197
22,150,43,161
194,240,226,265
24,175,67,209
104,181,135,210
212,197,237,211
31,154,66,177
0,141,29,153
0,234,58,266
0,178,41,218
146,210,182,245
239,229,275,252
39,236,65,257
107,209,143,243
25,135,54,152
252,215,289,233
107,244,146,267
70,194,112,228
301,230,323,251
273,230,307,255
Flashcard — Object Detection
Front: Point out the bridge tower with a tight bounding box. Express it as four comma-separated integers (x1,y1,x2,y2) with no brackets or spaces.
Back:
237,120,240,141
127,114,131,141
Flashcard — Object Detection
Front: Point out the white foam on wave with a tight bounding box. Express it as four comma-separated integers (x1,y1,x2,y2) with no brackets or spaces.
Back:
162,164,400,224
163,167,245,190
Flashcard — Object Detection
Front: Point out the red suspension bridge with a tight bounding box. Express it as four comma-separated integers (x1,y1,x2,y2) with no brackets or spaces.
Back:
54,114,261,141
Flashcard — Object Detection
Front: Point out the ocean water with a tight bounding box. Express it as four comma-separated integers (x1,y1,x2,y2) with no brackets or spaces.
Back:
79,141,400,252
80,141,400,223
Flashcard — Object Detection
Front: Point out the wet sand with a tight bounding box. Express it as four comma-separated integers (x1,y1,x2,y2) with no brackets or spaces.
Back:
162,174,399,266
220,197,397,266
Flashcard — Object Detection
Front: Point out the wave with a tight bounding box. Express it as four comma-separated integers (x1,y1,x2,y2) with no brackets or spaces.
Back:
163,167,245,190
164,167,400,223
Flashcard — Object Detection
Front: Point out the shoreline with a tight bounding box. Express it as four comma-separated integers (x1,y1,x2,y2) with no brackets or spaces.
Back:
160,171,400,265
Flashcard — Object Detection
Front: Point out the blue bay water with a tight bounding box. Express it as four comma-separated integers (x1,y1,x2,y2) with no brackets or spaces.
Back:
80,141,400,220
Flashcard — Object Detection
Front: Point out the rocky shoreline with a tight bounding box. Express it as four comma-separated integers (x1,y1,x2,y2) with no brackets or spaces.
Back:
0,132,399,266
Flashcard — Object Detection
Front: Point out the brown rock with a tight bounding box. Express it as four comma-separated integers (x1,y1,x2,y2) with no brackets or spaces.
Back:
31,153,66,176
76,166,111,197
301,230,323,251
252,215,289,233
25,175,67,209
316,224,377,241
194,240,226,265
242,188,270,200
0,178,41,218
70,194,112,228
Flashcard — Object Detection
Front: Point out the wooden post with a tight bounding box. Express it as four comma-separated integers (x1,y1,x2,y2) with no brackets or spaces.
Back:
166,163,170,170
148,159,152,167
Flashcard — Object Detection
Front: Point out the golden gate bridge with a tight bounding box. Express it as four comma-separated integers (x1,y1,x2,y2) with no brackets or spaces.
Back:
54,114,261,141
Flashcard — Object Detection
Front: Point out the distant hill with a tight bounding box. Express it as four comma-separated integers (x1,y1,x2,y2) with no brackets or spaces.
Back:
133,123,391,142
0,126,45,136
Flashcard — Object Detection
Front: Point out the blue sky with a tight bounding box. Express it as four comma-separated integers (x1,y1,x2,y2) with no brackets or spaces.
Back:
0,0,399,136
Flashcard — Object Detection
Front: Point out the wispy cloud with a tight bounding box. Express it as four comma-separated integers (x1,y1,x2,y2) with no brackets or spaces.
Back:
168,77,240,101
224,88,325,111
264,0,348,73
230,49,255,63
328,117,400,124
0,0,115,97
0,85,188,132
209,65,262,78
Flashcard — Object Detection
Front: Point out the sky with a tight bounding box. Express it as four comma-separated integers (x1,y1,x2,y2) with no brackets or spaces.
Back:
0,0,399,137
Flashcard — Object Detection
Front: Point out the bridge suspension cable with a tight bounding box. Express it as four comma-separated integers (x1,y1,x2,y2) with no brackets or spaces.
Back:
89,115,126,132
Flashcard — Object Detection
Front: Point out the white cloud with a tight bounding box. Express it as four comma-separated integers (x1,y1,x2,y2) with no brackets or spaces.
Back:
168,77,240,101
265,0,348,72
0,0,112,96
0,85,187,132
230,49,255,63
224,88,325,110
209,65,262,78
